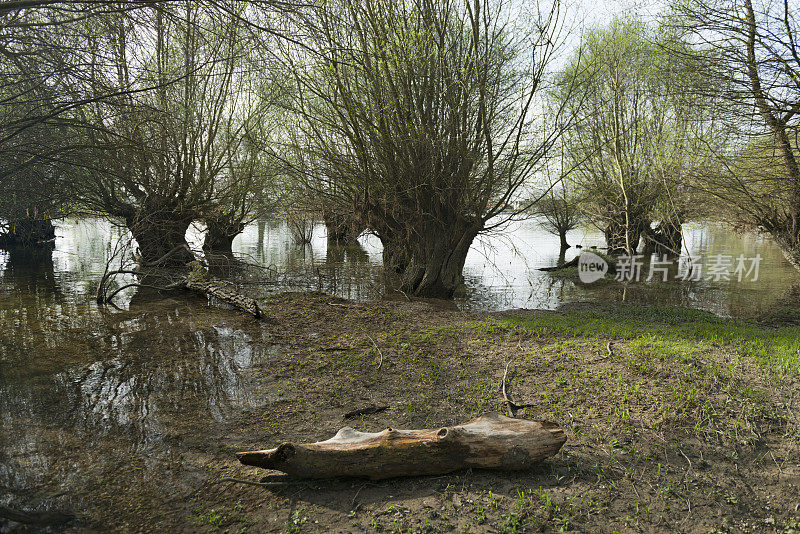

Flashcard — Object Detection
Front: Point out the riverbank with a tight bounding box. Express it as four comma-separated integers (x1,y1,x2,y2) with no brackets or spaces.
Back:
4,293,800,533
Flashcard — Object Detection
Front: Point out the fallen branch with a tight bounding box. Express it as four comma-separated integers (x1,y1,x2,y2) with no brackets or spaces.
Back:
186,263,261,318
365,333,384,369
97,261,263,319
140,243,193,267
236,412,566,480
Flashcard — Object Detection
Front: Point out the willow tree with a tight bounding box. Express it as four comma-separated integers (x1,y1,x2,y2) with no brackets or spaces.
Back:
0,2,90,247
201,56,288,255
203,132,284,255
77,2,274,265
672,0,800,269
556,17,712,255
288,0,566,297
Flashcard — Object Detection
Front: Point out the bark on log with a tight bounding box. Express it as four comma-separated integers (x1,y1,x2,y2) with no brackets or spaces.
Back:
236,412,566,479
185,261,262,318
186,278,261,318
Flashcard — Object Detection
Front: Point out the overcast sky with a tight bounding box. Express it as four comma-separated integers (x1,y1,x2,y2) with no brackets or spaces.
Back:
569,0,665,25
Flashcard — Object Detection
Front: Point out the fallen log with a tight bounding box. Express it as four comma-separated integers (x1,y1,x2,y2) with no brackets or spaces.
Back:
97,258,264,319
185,277,262,318
236,412,566,479
184,261,262,318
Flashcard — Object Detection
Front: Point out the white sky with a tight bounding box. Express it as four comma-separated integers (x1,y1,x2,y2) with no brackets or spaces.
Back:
568,0,665,25
538,0,666,70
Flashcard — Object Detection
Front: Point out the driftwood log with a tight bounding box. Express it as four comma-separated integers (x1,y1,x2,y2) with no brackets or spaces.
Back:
236,413,566,479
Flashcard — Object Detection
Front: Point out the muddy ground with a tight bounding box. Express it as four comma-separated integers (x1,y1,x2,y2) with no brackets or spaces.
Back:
3,292,800,533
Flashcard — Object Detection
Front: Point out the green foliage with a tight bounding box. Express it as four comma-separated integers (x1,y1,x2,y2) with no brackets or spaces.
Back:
555,16,714,251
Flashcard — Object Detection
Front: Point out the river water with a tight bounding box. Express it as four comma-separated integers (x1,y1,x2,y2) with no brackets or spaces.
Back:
0,217,797,528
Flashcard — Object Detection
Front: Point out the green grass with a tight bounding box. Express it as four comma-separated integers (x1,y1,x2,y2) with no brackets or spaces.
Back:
491,305,800,373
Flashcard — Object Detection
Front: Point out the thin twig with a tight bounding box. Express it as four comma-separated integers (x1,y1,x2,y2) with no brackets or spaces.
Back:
501,361,536,417
366,333,384,370
351,483,373,506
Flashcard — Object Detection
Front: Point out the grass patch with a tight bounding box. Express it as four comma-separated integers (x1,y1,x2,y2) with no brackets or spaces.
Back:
493,304,800,373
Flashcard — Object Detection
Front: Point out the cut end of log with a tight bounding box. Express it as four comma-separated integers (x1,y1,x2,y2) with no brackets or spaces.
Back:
235,413,566,479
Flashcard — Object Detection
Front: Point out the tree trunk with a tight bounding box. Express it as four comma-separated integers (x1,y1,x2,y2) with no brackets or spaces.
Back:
380,221,480,298
605,217,645,255
125,209,194,266
236,412,566,480
324,211,364,245
773,233,800,271
557,247,567,266
559,231,570,251
643,221,682,256
203,219,245,255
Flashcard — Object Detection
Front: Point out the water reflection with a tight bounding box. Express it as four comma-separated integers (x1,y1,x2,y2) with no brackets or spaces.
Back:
0,253,277,517
8,216,798,317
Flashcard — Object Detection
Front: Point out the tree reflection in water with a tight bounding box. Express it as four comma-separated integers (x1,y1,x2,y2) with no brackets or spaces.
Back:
0,264,279,518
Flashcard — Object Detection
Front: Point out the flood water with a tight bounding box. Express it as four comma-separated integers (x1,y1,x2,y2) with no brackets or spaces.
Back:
0,217,798,528
203,217,799,317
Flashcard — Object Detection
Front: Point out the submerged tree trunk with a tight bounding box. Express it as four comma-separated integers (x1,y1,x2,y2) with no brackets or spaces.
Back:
643,221,682,256
605,217,646,255
380,220,481,298
324,211,364,245
124,208,194,267
4,244,56,292
557,246,567,266
203,217,245,255
0,216,56,249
